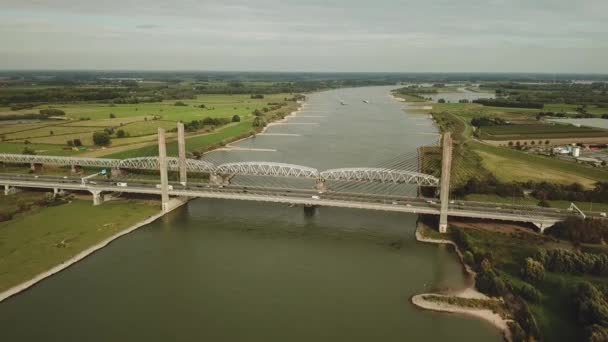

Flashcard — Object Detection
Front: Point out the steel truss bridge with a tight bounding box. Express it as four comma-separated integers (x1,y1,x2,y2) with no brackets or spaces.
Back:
0,154,440,187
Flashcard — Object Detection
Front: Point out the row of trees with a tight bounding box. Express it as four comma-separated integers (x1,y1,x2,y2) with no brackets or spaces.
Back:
470,116,509,127
473,98,544,109
573,282,608,342
536,247,608,276
183,117,232,132
453,178,608,205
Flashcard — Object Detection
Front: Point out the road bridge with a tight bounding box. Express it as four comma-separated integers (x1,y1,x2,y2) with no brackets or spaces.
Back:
0,126,587,232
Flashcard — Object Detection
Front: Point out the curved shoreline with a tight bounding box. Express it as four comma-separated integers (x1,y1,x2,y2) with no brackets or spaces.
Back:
0,197,189,303
413,223,512,342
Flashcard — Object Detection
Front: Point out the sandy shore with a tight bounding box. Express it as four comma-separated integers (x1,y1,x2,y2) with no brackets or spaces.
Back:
413,223,513,341
0,197,189,303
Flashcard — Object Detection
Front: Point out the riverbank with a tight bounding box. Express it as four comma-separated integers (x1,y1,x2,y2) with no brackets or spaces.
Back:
0,196,189,302
412,222,513,342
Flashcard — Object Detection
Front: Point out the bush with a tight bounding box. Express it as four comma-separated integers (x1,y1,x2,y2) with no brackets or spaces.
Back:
545,217,608,244
22,147,36,155
109,113,116,118
536,248,608,276
174,101,188,106
39,108,65,116
521,258,545,283
517,283,541,303
116,129,126,138
252,116,266,127
73,139,82,147
463,250,475,266
231,114,241,122
92,132,111,146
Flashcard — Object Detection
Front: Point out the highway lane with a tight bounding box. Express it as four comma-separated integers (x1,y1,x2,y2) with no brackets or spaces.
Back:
0,174,593,225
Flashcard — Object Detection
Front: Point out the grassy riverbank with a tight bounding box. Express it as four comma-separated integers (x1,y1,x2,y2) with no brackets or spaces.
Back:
0,195,159,293
438,220,608,341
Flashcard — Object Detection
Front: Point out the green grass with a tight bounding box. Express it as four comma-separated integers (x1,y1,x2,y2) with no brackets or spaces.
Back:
463,194,608,212
480,124,608,140
450,226,607,341
0,198,159,293
0,142,82,155
24,94,290,122
103,120,254,158
471,141,608,187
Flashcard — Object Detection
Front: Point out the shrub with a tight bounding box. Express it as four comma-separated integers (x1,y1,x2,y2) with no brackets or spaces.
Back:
521,258,545,283
174,101,188,106
22,147,36,155
517,283,541,303
109,113,116,118
92,132,111,146
116,129,126,138
232,114,241,122
39,108,65,116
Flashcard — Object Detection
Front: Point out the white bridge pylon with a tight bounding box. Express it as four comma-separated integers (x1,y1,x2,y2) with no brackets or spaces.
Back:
0,154,439,186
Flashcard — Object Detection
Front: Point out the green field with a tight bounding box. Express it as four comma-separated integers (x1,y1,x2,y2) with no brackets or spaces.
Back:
0,196,159,293
104,119,255,158
479,124,608,140
429,105,608,188
0,93,296,156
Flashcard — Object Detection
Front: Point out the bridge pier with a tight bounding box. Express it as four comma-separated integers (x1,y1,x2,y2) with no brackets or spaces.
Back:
70,164,82,174
438,133,452,233
111,167,126,178
177,122,187,185
209,174,227,186
30,163,43,172
315,178,327,193
158,128,170,213
91,190,103,205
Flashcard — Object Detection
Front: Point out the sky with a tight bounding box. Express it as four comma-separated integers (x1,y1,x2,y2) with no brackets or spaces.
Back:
0,0,607,73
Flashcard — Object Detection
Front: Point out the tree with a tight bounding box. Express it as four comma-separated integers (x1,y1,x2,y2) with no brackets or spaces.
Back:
174,101,187,106
232,114,241,122
521,258,545,283
22,146,36,155
93,132,111,146
73,139,82,147
253,109,264,116
109,113,116,118
252,116,266,127
39,108,65,116
116,129,126,138
438,98,446,103
49,130,54,135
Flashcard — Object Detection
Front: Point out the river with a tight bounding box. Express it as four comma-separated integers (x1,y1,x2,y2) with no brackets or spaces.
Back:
0,86,502,341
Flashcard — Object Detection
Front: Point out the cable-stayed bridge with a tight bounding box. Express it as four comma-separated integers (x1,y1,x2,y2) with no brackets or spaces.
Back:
0,126,591,233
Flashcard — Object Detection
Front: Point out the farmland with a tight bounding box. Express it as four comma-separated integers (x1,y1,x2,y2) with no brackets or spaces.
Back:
0,93,298,157
479,124,608,140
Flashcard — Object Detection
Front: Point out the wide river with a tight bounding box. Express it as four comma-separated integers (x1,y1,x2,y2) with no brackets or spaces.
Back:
0,86,501,341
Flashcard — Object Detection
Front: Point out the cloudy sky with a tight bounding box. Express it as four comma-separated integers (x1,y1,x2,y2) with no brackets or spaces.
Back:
1,0,607,72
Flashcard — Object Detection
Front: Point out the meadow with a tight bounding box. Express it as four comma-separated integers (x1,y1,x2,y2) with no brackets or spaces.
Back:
0,93,294,156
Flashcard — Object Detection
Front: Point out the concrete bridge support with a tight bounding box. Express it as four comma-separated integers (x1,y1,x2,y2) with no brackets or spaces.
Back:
315,178,327,193
3,185,21,196
30,163,43,172
158,128,170,213
91,190,103,206
111,167,126,178
177,122,187,185
438,133,452,233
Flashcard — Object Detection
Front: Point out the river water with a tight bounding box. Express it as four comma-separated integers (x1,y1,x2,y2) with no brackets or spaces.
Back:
0,87,501,341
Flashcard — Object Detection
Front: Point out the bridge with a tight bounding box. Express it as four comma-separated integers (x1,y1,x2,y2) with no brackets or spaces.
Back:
0,123,584,233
